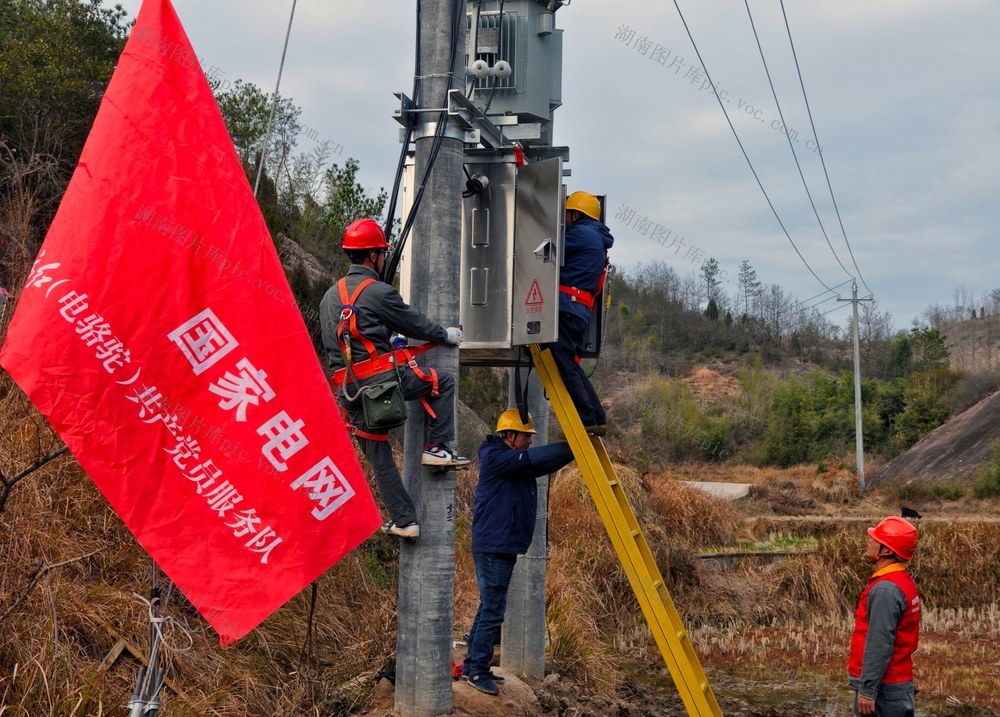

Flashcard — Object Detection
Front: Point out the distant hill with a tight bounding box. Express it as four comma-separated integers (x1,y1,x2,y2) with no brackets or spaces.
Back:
941,314,1000,374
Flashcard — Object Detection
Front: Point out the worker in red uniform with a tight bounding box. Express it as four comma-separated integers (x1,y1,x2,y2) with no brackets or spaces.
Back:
848,516,920,717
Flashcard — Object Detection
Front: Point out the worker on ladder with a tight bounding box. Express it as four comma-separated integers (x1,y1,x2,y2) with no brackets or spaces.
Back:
463,409,574,696
552,190,614,436
320,218,469,539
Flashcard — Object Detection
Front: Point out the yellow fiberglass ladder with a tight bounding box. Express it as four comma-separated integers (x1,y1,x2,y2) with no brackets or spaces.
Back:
530,345,723,717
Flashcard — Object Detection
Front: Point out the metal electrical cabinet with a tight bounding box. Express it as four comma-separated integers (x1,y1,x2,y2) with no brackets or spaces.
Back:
456,156,562,360
398,153,605,365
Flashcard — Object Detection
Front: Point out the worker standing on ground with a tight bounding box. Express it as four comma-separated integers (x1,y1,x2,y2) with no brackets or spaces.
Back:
463,409,574,696
552,190,613,436
848,516,921,717
320,218,469,540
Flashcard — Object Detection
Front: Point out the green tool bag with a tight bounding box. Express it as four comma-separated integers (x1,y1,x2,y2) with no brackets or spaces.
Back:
360,376,407,430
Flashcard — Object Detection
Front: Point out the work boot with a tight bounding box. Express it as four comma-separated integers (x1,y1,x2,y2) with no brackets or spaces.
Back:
380,521,419,539
421,443,471,467
583,424,607,437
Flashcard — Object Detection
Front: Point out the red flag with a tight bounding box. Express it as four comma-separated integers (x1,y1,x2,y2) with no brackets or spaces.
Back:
0,0,381,645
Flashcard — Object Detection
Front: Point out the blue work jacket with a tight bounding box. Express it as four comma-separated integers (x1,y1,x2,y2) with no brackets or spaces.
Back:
559,217,615,320
471,436,574,555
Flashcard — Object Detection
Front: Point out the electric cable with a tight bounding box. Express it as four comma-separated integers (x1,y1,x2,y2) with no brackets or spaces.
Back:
822,302,851,318
672,0,836,294
382,0,465,284
791,292,838,315
780,0,872,295
786,278,853,316
744,0,853,281
381,0,423,255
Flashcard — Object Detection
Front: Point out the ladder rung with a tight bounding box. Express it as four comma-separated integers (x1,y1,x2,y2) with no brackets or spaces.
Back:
630,528,640,537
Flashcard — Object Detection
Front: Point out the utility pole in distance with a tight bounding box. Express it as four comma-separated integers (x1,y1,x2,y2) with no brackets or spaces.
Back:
394,0,464,715
838,280,873,491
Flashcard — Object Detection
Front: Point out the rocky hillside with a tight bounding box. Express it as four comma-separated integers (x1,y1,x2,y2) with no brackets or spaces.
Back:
874,388,1000,486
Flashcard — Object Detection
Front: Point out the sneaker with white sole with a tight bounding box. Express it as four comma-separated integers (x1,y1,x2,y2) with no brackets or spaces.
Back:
421,443,471,467
380,520,419,539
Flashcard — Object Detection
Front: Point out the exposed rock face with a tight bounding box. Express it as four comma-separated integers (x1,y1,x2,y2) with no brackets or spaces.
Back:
276,235,333,286
874,390,1000,486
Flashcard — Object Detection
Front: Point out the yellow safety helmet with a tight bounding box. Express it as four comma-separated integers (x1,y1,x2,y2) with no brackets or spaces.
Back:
565,191,601,221
496,408,537,434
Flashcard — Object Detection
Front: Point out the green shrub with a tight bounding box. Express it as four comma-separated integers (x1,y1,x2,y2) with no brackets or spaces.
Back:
972,442,1000,498
892,367,961,451
931,481,965,501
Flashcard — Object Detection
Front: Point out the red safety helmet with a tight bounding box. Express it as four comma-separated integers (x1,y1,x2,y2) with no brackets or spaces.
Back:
867,516,918,561
343,218,390,251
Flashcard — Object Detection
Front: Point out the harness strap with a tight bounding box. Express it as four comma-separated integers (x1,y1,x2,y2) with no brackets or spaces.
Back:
559,285,595,310
330,343,438,389
333,276,443,422
559,253,610,312
337,278,379,362
354,428,390,442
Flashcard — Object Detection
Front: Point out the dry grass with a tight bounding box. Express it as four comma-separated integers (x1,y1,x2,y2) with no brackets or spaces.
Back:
688,603,1000,713
4,366,999,715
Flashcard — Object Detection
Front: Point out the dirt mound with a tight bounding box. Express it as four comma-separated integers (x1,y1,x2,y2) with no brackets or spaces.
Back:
683,366,739,404
874,389,1000,486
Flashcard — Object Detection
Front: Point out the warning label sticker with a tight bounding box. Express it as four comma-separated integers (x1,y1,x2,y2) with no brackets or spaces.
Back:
525,279,544,305
525,279,544,314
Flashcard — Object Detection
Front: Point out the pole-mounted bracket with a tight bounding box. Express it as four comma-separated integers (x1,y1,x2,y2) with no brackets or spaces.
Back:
394,90,521,148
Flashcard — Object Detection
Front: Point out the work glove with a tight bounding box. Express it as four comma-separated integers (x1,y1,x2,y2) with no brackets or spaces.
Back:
444,326,464,345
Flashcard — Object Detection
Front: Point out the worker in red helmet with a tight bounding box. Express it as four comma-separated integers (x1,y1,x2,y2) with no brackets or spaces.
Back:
848,516,921,717
320,218,469,539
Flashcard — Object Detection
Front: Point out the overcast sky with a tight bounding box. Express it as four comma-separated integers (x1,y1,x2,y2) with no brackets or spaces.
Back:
106,0,1000,331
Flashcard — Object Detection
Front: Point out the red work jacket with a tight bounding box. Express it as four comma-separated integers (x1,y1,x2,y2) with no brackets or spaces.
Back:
848,563,920,684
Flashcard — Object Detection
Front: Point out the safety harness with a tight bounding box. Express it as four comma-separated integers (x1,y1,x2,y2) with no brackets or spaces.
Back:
331,277,440,442
559,254,610,311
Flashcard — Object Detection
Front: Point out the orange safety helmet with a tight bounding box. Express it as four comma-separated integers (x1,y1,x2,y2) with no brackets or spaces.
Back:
867,516,918,561
343,218,390,251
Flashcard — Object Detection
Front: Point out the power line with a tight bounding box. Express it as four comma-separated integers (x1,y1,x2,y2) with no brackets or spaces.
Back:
780,0,872,295
822,302,851,318
743,0,853,281
796,278,852,307
671,0,836,294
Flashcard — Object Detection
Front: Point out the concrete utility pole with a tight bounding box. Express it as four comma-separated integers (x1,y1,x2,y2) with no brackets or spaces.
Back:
839,280,873,491
501,370,550,677
394,0,464,715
